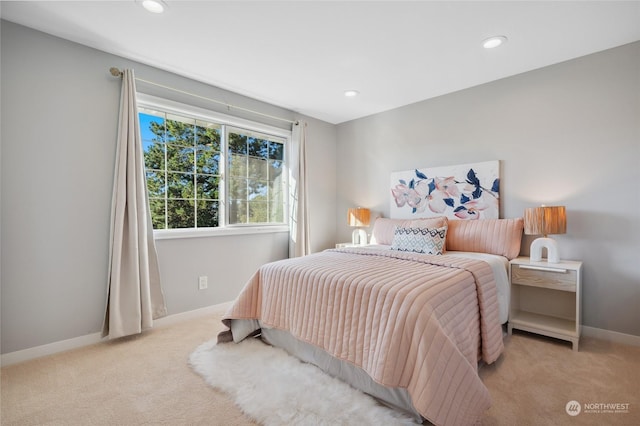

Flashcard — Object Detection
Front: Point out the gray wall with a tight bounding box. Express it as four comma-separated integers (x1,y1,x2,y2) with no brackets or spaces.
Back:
2,19,637,355
0,21,337,354
336,41,640,337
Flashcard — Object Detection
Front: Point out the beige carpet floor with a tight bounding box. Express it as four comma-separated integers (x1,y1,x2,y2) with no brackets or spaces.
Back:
2,302,639,426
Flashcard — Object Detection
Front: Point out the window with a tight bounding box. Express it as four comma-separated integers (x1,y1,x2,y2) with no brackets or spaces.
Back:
227,127,286,225
138,97,288,232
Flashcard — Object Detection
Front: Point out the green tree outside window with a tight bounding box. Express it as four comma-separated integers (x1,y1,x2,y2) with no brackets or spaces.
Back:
140,109,285,230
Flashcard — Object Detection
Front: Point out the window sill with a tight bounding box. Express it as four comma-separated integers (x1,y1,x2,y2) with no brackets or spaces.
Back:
153,225,289,240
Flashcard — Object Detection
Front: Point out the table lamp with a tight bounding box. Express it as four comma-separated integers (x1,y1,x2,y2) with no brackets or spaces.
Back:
348,207,370,245
524,205,566,263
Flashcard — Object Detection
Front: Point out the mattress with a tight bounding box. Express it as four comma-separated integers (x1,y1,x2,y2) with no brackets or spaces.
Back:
345,245,510,324
445,251,510,324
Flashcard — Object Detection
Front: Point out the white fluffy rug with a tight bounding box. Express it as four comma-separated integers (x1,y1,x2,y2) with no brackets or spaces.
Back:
189,338,418,426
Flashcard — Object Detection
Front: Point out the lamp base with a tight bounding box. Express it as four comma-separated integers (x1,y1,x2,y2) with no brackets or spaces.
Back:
530,237,560,263
351,229,367,245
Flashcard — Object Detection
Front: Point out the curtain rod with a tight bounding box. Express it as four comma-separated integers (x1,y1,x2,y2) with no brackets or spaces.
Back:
109,67,298,126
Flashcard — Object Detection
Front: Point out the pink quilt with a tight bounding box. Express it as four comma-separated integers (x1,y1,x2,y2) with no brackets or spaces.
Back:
219,248,504,425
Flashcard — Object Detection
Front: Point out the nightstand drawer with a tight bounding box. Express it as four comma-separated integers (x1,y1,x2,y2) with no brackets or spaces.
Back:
511,264,577,291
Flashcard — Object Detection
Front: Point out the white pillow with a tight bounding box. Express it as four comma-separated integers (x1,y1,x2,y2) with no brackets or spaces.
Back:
390,226,447,255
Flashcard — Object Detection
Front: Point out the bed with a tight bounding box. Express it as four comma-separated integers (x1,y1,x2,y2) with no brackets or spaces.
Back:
218,216,524,426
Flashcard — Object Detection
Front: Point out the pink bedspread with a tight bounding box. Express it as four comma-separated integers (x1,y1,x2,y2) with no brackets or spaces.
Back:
219,248,504,425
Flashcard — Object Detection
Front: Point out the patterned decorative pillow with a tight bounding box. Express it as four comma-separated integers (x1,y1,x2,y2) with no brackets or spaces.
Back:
370,216,448,245
390,226,448,255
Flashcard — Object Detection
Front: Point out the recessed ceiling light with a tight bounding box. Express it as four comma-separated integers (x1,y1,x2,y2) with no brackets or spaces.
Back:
482,36,508,49
142,0,165,14
344,90,359,97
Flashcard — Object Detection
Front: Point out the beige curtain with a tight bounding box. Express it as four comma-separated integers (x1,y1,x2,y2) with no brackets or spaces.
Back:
289,121,310,257
103,69,167,339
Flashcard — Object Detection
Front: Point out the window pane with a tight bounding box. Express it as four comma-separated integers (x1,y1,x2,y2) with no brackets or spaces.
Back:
166,144,195,173
269,185,284,223
165,115,195,145
228,133,247,154
247,178,268,200
269,201,284,223
269,141,284,161
195,121,221,150
146,171,166,198
149,198,166,230
229,153,247,177
196,174,219,200
248,156,268,181
139,111,166,144
248,137,268,158
249,201,268,223
229,177,247,200
167,172,194,199
167,199,195,229
268,159,283,181
196,148,220,175
268,183,283,200
144,141,165,171
228,200,247,224
197,200,219,228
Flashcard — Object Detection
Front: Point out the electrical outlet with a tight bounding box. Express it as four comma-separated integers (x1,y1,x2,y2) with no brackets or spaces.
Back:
198,276,208,290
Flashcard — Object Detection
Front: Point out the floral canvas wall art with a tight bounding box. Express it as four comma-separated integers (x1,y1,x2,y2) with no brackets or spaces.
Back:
390,161,500,220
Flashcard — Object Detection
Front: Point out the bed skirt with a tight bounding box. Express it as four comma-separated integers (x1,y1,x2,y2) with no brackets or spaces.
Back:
230,319,424,423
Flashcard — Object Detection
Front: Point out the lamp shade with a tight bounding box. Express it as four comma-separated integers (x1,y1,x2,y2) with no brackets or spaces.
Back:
524,206,566,237
348,207,370,227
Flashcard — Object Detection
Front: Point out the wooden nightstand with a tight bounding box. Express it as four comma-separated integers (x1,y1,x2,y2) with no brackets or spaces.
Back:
508,256,583,351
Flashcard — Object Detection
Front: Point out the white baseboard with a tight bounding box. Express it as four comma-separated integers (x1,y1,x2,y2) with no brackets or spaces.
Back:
1,332,105,368
1,302,233,367
153,302,232,329
582,326,640,347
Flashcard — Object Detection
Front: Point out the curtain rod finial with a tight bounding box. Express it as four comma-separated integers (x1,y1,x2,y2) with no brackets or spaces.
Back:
110,67,123,77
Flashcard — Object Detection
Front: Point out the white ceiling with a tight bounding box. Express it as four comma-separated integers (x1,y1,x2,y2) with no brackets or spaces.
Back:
2,1,639,124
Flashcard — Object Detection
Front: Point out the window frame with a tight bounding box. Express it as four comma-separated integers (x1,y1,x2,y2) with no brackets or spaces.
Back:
137,93,291,240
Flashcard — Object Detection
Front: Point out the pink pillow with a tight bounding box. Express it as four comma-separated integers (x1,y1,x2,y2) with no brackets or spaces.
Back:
446,218,524,260
371,217,448,245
